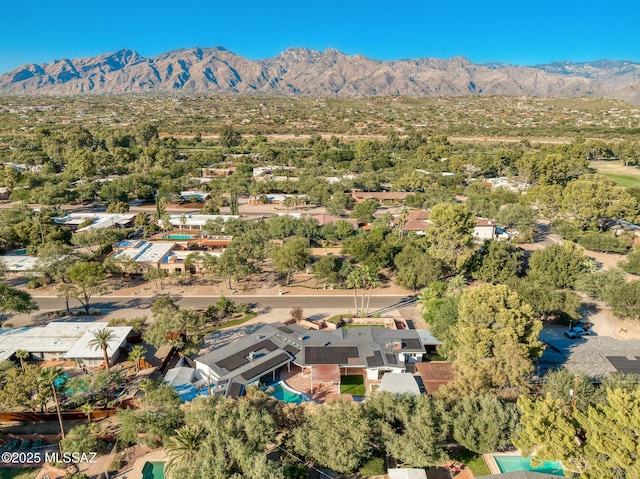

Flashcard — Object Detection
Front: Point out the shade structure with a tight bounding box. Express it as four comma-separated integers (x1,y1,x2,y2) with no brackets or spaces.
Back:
310,364,341,394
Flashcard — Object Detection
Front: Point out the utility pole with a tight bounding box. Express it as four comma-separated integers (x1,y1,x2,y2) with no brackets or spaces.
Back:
570,374,580,415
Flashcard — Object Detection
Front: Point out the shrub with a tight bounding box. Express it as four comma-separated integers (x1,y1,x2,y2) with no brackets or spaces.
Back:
552,220,582,242
578,233,632,253
359,457,386,476
26,278,42,289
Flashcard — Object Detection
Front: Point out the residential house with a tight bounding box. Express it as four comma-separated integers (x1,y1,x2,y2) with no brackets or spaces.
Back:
54,213,136,232
351,191,411,204
310,214,358,230
201,167,236,178
194,323,439,398
0,322,131,367
473,219,498,240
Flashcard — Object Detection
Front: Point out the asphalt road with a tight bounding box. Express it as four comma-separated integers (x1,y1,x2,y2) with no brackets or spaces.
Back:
32,294,417,315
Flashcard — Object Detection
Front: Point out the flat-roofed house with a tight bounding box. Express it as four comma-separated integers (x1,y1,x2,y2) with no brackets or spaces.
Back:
55,213,136,232
0,322,131,367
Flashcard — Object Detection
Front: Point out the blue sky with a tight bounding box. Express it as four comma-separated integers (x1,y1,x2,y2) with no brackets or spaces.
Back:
1,0,639,74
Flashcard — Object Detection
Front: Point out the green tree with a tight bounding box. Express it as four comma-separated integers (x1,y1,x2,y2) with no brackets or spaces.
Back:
426,203,475,272
312,255,340,285
446,284,543,395
270,238,310,285
496,203,537,242
450,394,519,454
128,345,147,373
14,349,29,370
293,400,371,473
528,242,589,289
143,297,204,353
473,240,524,284
509,277,581,321
219,124,242,148
350,199,379,224
541,369,598,413
66,261,107,314
514,393,584,475
384,395,448,467
60,425,102,454
117,380,184,447
620,247,640,275
394,245,445,291
88,328,116,371
0,283,38,326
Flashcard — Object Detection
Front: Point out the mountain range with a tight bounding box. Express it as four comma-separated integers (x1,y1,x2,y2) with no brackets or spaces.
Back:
2,47,640,104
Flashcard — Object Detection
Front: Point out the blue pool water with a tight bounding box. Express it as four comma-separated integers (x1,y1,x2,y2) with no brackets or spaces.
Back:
168,234,194,240
54,374,68,388
265,382,309,404
142,461,165,479
493,455,565,476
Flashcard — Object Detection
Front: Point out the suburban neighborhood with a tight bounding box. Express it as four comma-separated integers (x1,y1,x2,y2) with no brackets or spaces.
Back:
0,94,639,479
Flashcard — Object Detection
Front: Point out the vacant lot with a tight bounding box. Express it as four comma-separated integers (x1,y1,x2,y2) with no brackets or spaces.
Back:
590,161,640,187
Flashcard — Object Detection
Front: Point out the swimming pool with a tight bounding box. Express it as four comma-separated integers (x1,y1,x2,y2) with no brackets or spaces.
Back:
168,234,194,240
493,454,565,476
142,461,165,479
264,381,310,404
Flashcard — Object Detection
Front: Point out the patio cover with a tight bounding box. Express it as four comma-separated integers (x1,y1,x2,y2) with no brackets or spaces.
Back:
312,364,341,384
311,364,340,394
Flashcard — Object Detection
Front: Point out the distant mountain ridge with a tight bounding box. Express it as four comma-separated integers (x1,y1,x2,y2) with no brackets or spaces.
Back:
1,47,640,104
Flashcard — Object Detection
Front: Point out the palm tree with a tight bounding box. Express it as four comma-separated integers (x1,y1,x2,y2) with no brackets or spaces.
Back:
40,367,66,439
88,328,116,371
362,266,382,317
179,214,188,235
128,345,147,373
165,425,207,477
346,269,364,317
79,402,94,423
15,349,29,369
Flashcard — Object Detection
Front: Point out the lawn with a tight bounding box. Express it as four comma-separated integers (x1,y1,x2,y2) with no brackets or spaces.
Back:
599,173,640,187
340,375,365,396
451,449,491,476
0,469,38,479
590,162,640,187
203,312,257,333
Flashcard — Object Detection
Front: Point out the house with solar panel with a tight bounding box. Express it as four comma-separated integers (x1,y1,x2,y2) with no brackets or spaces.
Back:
193,322,439,399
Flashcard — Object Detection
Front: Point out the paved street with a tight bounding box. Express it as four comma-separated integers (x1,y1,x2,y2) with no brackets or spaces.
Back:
30,294,416,315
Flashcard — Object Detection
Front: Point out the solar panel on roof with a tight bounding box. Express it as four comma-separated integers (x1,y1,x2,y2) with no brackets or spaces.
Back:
284,345,300,355
366,351,384,367
607,356,640,374
227,382,244,398
240,352,291,381
305,346,359,364
385,354,398,365
215,340,279,371
402,338,423,350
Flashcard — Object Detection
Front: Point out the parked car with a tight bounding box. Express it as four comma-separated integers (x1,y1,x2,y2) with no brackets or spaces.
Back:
564,327,592,339
577,320,594,330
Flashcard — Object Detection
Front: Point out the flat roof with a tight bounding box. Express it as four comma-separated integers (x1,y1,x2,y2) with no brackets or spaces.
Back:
113,241,175,264
55,213,136,232
388,468,427,479
0,322,129,361
63,326,131,360
1,255,38,272
168,214,239,227
378,373,421,395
